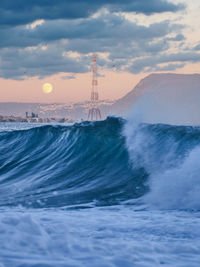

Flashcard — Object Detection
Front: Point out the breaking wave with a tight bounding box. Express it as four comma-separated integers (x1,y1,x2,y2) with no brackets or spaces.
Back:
0,117,200,210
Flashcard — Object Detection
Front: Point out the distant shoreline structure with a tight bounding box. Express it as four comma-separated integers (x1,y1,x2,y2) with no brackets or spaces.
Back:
0,114,74,123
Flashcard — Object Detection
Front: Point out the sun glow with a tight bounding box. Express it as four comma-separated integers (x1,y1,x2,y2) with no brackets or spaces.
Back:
42,83,53,94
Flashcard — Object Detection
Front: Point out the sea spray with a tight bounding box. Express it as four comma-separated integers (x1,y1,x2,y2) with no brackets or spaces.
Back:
144,147,200,210
124,115,200,210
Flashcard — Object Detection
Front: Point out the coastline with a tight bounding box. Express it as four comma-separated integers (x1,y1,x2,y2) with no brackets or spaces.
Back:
0,115,74,123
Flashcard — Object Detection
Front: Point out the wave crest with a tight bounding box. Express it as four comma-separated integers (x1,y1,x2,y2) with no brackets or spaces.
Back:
1,117,200,210
0,117,147,208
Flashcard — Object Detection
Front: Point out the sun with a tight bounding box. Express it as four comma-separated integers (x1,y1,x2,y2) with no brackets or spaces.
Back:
42,83,53,94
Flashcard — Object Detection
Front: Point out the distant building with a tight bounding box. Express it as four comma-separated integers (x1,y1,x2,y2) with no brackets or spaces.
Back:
25,112,39,118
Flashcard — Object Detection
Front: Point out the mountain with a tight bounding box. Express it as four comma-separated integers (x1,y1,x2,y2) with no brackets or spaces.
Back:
111,73,200,125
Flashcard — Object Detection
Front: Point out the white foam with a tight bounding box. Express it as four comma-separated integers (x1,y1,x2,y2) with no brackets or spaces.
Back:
124,114,200,210
1,207,200,266
145,147,200,210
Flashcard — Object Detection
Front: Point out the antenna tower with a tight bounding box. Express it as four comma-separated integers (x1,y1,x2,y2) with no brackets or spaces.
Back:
88,54,101,121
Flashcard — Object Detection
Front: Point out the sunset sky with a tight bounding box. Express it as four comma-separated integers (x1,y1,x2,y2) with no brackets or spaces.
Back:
0,0,199,103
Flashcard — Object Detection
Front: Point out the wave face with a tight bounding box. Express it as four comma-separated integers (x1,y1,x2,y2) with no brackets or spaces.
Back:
1,117,200,210
0,117,147,208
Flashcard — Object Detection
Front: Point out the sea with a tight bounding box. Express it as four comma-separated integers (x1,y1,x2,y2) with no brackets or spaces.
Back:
0,117,200,267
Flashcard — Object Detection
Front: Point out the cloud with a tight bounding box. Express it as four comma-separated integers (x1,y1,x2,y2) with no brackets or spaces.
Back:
0,11,186,80
109,0,184,14
0,14,180,49
167,33,186,41
194,44,200,51
0,1,196,80
128,52,200,73
0,0,184,27
0,46,88,80
61,74,76,80
152,63,185,71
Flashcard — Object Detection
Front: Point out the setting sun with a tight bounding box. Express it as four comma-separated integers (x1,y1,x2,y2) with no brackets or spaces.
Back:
42,83,53,94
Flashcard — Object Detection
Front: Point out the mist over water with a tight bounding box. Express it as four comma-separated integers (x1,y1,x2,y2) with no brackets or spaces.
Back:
124,89,200,211
145,147,200,210
125,83,200,126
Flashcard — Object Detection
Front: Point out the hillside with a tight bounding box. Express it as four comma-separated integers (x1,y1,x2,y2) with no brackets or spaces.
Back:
111,73,200,125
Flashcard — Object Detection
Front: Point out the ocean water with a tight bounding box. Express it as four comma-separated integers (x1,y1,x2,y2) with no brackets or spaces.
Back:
0,117,200,266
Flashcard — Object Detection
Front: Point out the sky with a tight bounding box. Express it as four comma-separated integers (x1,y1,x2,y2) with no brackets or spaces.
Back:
0,0,199,103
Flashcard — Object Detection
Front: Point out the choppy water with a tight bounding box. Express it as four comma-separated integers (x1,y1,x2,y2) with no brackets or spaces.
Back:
0,117,200,266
